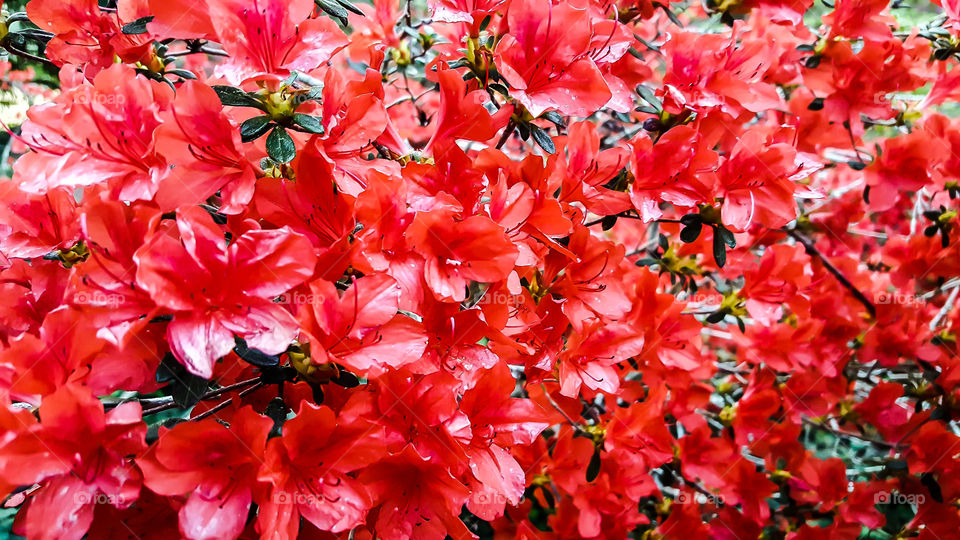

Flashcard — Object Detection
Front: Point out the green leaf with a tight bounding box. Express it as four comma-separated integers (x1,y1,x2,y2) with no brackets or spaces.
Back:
848,160,867,171
121,15,155,34
165,69,197,80
680,213,701,226
601,215,618,231
635,84,662,112
240,116,273,142
293,113,325,135
264,397,288,438
311,383,325,405
706,311,725,324
680,222,702,243
171,372,210,409
530,126,555,154
266,126,296,163
315,0,349,23
333,0,365,16
717,225,736,248
233,337,280,367
332,369,361,388
657,3,683,26
712,230,727,268
586,449,602,482
488,83,510,96
540,111,567,129
212,86,266,110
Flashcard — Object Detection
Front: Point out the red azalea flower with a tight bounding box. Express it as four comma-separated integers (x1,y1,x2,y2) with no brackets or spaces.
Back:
134,206,316,377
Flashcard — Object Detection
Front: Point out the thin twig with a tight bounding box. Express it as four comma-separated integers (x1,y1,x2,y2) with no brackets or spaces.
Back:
1,44,58,69
786,229,877,318
801,417,899,449
141,376,262,416
929,286,959,331
189,382,264,422
540,383,586,434
165,46,228,58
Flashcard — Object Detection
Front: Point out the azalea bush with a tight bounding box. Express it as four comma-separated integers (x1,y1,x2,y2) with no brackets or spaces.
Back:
1,0,960,537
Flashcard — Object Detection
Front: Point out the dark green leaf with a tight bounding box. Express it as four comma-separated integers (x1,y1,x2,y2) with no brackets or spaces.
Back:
635,85,662,112
680,222,702,243
260,365,298,385
315,0,349,22
333,0,365,16
717,225,736,248
293,113,325,135
706,311,725,324
171,372,210,409
212,86,266,110
479,15,492,32
155,353,179,384
516,122,531,141
540,111,567,129
311,383,325,404
233,337,280,367
264,397,288,438
848,160,867,171
266,126,296,163
332,369,361,388
586,449,601,482
165,69,197,80
601,215,618,231
121,15,155,34
921,473,944,503
530,126,555,154
657,3,683,26
240,116,273,143
488,83,509,96
713,231,727,268
680,213,701,226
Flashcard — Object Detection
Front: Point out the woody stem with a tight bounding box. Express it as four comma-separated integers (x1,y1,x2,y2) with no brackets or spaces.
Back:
785,228,877,318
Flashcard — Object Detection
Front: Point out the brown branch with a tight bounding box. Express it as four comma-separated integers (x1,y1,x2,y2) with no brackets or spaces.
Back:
141,376,262,416
786,229,877,318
